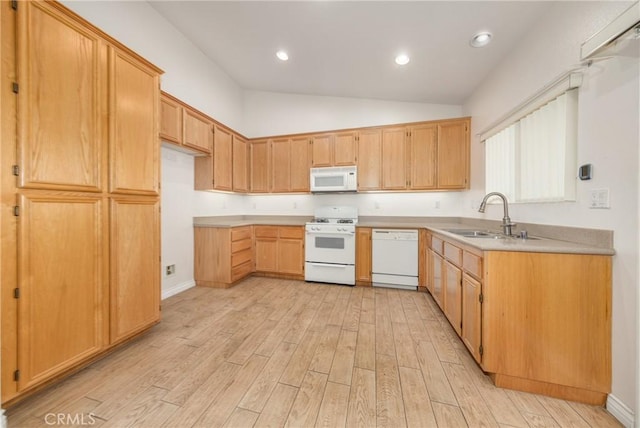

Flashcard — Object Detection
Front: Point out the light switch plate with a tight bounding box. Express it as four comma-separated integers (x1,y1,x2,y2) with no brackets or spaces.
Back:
589,188,610,209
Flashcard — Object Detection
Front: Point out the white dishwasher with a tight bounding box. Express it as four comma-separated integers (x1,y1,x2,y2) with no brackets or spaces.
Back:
372,229,419,290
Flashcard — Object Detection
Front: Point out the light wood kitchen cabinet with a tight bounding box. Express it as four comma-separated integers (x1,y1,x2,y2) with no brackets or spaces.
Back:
270,137,310,193
437,119,469,189
194,226,253,287
160,91,213,156
17,1,104,193
17,193,107,391
109,48,160,196
443,260,462,335
271,138,291,193
233,135,249,193
408,124,437,189
462,273,482,362
109,197,160,344
183,109,213,154
160,95,183,145
250,140,270,193
356,129,382,190
4,0,162,404
382,127,408,190
356,227,372,285
429,236,445,308
254,226,304,278
214,125,233,191
194,125,233,191
311,132,357,167
290,137,311,192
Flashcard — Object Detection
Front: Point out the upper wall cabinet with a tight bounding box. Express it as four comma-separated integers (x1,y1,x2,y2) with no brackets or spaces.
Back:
311,132,357,167
250,140,270,193
233,135,249,193
194,124,234,191
271,137,311,193
408,123,438,190
17,1,106,192
381,127,408,190
437,119,469,189
160,92,212,156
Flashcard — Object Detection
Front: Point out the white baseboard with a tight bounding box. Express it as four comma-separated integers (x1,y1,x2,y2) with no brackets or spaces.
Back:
0,409,6,428
606,394,635,428
162,279,196,300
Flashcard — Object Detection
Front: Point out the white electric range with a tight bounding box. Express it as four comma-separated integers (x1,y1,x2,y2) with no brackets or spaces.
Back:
304,206,358,286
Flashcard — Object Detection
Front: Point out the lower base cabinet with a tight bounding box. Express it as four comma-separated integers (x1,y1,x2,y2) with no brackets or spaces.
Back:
355,227,372,285
426,231,612,405
194,226,253,287
254,226,304,278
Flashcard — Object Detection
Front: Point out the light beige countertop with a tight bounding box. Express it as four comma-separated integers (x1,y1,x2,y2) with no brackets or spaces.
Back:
194,215,614,256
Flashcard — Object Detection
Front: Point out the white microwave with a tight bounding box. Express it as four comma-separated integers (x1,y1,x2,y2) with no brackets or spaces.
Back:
310,166,357,193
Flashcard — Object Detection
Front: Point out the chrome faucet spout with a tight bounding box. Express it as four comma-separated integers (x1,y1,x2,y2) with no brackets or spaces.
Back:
478,192,516,236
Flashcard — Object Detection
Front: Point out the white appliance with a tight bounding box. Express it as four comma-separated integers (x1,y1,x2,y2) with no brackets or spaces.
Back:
310,166,357,193
305,206,358,286
372,229,419,290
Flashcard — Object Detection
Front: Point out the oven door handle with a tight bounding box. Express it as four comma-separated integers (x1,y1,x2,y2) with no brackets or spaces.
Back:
308,263,349,268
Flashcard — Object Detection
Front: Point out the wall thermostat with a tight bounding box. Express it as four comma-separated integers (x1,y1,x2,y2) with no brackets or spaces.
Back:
579,164,592,180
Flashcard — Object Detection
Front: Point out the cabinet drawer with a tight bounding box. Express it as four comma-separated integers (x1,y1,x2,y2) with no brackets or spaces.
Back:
444,242,462,266
231,248,252,267
231,226,251,241
231,260,253,281
463,251,482,279
431,236,444,255
279,226,304,239
231,237,252,253
254,226,279,238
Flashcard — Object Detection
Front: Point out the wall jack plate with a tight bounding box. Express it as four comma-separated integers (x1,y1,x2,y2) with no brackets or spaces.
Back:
589,188,610,209
166,264,176,276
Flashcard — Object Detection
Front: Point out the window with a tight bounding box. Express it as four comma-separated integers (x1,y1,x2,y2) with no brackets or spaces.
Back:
484,88,578,203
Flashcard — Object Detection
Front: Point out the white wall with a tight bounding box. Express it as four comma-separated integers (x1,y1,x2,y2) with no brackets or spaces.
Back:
463,1,638,423
243,90,462,137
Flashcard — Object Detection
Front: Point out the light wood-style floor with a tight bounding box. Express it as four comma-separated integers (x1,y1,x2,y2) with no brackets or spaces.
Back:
7,277,622,428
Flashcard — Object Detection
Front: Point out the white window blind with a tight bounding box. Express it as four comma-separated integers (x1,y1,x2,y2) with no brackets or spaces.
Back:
484,89,578,203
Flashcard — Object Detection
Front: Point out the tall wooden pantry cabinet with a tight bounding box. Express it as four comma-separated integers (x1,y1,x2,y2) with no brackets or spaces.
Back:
1,0,162,404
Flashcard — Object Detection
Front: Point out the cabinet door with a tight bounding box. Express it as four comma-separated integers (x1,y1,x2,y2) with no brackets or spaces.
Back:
18,193,106,390
250,140,270,193
437,120,469,189
184,110,213,154
271,138,290,192
357,129,382,190
430,250,444,309
382,127,407,190
290,137,310,192
356,228,372,283
278,238,304,275
409,124,437,189
194,155,214,191
255,238,278,272
311,135,333,167
444,260,462,335
18,1,104,192
233,135,248,192
462,273,482,363
110,197,160,343
109,48,160,195
213,125,233,191
159,94,183,145
334,132,357,166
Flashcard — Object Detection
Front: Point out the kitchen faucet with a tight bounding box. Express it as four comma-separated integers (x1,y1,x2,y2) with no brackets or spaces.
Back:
478,192,516,236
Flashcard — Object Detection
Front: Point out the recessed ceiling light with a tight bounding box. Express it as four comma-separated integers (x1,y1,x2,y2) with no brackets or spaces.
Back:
276,50,289,61
395,54,410,65
470,32,492,48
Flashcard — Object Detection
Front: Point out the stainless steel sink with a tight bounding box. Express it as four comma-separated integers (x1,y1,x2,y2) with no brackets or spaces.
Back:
446,229,541,240
445,229,505,239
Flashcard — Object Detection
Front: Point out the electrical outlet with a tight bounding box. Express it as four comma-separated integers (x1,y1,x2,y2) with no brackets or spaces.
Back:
589,188,610,209
166,264,176,276
434,200,441,209
374,201,381,209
